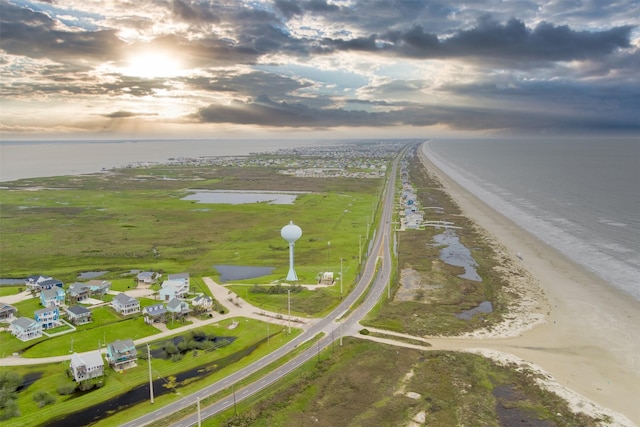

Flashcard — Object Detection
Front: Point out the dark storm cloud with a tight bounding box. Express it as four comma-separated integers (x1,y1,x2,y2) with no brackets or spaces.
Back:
194,91,640,133
186,70,310,100
171,0,219,23
321,17,633,64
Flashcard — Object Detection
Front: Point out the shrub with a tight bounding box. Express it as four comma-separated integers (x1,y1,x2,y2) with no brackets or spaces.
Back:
57,382,77,396
33,390,56,408
359,328,370,335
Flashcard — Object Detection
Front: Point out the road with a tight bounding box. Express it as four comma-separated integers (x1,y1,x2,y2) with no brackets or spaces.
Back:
121,145,408,427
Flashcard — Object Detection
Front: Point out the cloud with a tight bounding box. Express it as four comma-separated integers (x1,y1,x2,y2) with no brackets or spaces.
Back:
321,16,633,65
101,111,158,119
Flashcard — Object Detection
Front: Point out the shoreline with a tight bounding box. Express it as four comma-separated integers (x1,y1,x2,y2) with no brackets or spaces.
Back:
418,142,640,425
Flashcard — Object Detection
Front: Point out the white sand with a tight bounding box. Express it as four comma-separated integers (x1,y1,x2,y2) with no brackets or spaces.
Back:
417,143,640,426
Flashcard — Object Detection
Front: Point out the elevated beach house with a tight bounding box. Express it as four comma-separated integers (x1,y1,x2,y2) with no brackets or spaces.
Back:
191,295,213,313
159,279,189,301
10,317,43,341
40,287,65,307
111,293,140,316
0,303,17,321
142,303,167,324
70,351,104,382
67,282,90,304
136,271,159,286
167,298,190,319
34,305,60,329
25,275,63,292
106,339,137,371
66,305,92,325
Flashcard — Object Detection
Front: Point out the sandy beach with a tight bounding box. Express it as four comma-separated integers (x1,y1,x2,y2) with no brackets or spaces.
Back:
418,143,640,426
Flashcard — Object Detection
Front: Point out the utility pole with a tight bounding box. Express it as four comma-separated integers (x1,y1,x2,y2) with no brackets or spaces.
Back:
287,289,291,335
197,397,201,427
359,235,362,264
147,344,154,404
327,241,331,270
340,257,344,295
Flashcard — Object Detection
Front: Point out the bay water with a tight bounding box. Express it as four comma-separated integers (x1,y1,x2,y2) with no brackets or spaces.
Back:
423,137,640,300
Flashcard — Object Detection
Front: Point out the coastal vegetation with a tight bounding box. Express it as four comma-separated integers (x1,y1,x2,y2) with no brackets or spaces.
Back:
205,338,600,427
0,145,597,426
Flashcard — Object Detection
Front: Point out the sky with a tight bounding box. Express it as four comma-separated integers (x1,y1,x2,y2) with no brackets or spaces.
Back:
1,0,638,140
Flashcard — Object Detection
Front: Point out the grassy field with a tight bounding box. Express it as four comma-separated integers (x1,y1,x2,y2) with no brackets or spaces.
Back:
203,338,601,427
0,317,300,427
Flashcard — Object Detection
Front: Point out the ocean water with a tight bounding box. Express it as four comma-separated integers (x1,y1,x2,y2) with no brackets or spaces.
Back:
0,139,339,182
423,138,640,301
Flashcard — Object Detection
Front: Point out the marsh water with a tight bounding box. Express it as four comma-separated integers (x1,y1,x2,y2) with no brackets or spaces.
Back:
214,265,275,282
432,229,482,282
182,190,299,205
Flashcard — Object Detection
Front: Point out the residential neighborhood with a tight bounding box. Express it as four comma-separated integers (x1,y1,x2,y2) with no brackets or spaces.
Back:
0,270,218,379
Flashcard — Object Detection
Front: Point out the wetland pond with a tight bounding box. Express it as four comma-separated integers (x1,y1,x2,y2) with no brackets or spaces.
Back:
214,265,275,282
182,190,303,205
432,230,493,320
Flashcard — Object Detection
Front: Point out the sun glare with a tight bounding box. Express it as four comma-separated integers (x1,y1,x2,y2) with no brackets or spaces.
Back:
123,52,183,78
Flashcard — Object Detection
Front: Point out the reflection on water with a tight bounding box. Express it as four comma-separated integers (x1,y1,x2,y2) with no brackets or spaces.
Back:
182,190,300,205
455,301,493,320
214,265,275,282
77,271,108,280
432,229,482,282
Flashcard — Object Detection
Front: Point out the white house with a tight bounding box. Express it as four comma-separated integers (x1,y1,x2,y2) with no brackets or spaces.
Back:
136,271,159,285
70,351,104,382
111,293,140,316
10,317,43,341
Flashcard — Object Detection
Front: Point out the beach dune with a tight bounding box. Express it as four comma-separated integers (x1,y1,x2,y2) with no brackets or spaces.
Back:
419,142,640,426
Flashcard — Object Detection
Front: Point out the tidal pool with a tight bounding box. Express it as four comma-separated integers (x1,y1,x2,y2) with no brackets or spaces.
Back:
432,229,482,282
456,301,493,320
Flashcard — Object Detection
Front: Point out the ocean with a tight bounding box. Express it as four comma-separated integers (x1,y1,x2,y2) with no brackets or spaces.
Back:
422,137,640,301
0,139,339,182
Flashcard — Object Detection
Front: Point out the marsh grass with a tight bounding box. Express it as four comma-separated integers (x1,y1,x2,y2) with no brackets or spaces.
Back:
204,338,598,427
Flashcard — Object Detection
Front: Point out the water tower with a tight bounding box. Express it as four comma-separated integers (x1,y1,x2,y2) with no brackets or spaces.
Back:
281,221,302,281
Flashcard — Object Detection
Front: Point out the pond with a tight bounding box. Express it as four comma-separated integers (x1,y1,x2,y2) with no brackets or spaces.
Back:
0,278,24,285
456,301,493,320
77,271,109,280
214,265,275,282
432,229,482,282
182,190,301,205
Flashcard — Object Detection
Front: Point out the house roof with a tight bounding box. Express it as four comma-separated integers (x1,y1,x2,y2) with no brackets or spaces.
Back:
67,305,91,316
35,305,59,315
68,282,90,294
0,303,17,313
166,298,186,310
137,271,156,279
38,278,63,287
109,339,137,356
143,304,166,315
12,317,38,329
113,293,138,305
71,351,103,368
193,295,212,303
41,288,64,298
